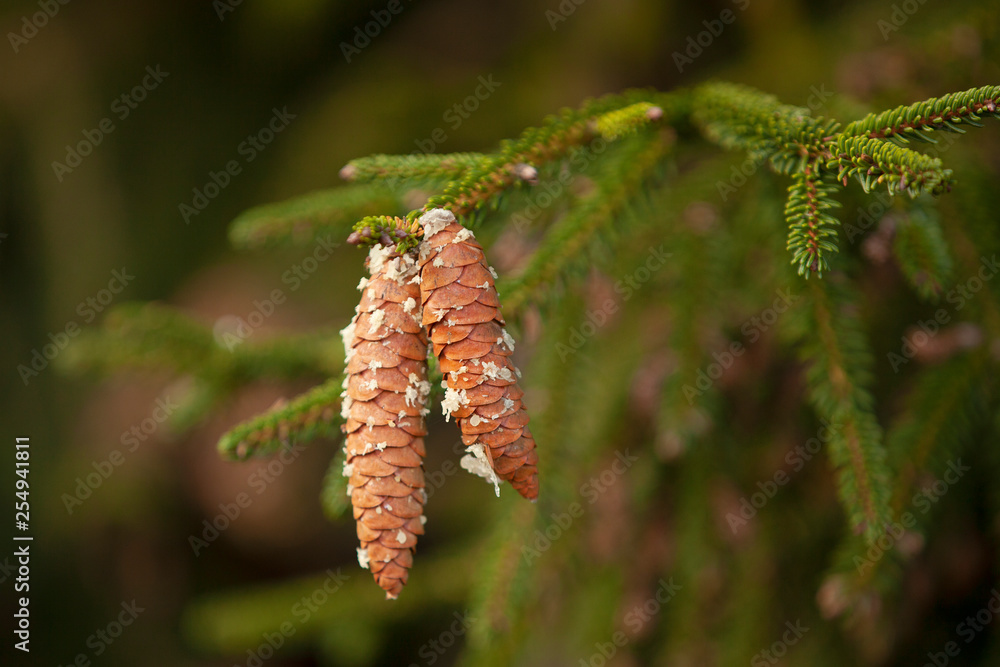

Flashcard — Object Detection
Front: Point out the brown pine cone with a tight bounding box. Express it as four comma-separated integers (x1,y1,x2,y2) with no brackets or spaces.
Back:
341,244,431,599
416,208,539,501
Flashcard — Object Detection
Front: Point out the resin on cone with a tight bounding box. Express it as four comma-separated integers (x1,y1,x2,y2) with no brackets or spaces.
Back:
416,208,539,500
341,244,431,599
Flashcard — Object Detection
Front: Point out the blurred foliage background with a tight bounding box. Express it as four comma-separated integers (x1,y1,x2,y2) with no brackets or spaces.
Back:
3,0,1000,665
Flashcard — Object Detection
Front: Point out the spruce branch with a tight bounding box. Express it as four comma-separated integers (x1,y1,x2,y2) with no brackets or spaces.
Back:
320,446,350,520
346,90,686,252
63,302,342,442
217,375,344,460
347,214,421,251
796,280,891,540
842,85,1000,146
465,501,537,649
228,332,343,381
339,152,485,186
825,353,990,612
62,78,1000,638
500,133,673,313
182,548,471,655
891,204,954,300
692,82,840,170
229,184,401,249
421,120,594,221
784,160,841,278
886,352,989,518
662,440,717,657
594,101,665,140
63,302,340,381
829,135,953,197
171,380,233,434
61,302,218,376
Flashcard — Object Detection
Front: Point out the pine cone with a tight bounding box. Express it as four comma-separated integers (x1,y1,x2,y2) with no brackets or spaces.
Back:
416,208,539,501
341,244,431,599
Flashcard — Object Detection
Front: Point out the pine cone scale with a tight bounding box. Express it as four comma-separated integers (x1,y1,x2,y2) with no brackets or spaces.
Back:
429,323,474,345
416,209,539,500
341,245,431,599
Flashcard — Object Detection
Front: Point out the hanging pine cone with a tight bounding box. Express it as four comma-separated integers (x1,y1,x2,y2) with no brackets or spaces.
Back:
416,208,539,501
341,244,431,599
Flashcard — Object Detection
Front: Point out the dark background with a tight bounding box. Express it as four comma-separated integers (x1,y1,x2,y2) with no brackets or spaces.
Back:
2,0,999,665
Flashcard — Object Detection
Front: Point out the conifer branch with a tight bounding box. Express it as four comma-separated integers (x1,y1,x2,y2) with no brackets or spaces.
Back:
339,152,485,186
828,353,990,608
183,548,472,654
61,302,217,375
348,214,421,251
663,440,716,656
594,101,665,140
345,91,685,253
784,160,841,278
64,303,341,444
320,445,350,519
892,205,953,300
692,82,840,170
796,280,891,540
500,133,673,312
63,77,1000,637
420,121,593,220
887,352,989,517
229,184,401,249
829,136,953,197
63,303,340,381
217,375,344,460
842,85,1000,146
466,501,537,648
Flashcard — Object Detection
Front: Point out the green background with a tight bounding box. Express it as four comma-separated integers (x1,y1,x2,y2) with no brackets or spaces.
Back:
3,0,1000,665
